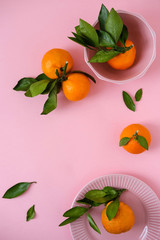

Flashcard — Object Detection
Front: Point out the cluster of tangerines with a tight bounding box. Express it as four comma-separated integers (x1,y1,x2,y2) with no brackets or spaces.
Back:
42,48,93,101
14,46,151,235
13,6,151,235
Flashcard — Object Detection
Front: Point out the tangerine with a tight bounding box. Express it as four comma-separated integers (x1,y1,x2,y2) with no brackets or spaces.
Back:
101,201,135,234
120,124,151,154
41,49,73,79
107,39,136,70
62,73,90,101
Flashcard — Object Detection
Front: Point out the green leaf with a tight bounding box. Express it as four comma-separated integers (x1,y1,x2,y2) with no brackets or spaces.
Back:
29,80,50,97
87,213,101,234
71,32,94,50
85,189,109,203
79,19,99,47
25,89,32,97
68,37,90,48
70,32,86,46
119,25,128,46
98,4,109,31
63,206,88,218
36,73,52,81
85,190,106,200
114,45,132,53
122,91,135,112
119,137,131,146
13,78,37,91
97,30,115,47
103,187,117,195
135,88,143,102
76,198,101,207
26,205,35,221
59,217,78,226
89,50,120,63
75,25,81,35
37,75,55,94
41,84,57,115
40,81,55,95
2,182,36,199
104,194,119,203
106,198,120,221
137,135,149,150
105,8,123,43
71,71,96,83
116,189,126,197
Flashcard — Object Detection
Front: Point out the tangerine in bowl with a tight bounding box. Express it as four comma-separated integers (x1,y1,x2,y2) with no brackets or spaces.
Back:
84,10,156,84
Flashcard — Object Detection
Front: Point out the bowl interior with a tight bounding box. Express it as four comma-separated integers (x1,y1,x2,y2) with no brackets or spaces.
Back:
85,11,155,83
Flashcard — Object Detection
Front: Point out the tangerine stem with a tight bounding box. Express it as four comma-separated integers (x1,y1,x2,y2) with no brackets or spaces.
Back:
133,130,139,140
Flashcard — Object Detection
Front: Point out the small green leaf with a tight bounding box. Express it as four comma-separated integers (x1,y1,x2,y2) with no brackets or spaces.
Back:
106,198,120,221
119,25,128,46
29,80,50,97
103,187,117,195
40,81,55,95
63,206,88,218
116,189,127,197
135,88,143,102
2,182,36,199
137,135,149,150
79,19,99,47
13,78,37,91
26,205,35,221
25,89,32,97
98,4,109,31
114,45,133,53
122,91,135,112
59,217,78,226
89,50,120,63
105,8,123,43
104,194,119,203
87,213,101,234
41,84,57,115
36,73,52,81
68,37,90,48
97,30,115,47
85,190,111,203
75,25,81,35
72,32,96,49
71,71,96,83
76,198,101,207
119,137,131,146
85,190,106,200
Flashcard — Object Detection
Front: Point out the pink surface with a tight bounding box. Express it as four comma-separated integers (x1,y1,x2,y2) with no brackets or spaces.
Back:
1,0,160,239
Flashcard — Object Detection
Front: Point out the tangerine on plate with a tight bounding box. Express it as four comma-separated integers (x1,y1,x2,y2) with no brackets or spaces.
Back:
107,39,136,70
120,124,151,154
101,201,135,234
62,73,90,101
41,49,73,79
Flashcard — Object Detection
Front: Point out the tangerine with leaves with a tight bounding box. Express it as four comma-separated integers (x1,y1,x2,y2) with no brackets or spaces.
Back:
107,39,136,70
120,124,151,154
62,73,91,101
41,49,73,79
101,201,135,234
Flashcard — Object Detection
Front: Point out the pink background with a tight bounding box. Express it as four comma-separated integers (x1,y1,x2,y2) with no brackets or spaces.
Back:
1,0,160,239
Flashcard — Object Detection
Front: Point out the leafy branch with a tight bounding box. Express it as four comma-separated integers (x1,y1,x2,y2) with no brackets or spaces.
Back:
13,62,96,115
69,4,132,63
59,186,126,234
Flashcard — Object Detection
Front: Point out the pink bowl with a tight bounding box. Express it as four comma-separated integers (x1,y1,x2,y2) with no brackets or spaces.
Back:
84,10,156,84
